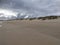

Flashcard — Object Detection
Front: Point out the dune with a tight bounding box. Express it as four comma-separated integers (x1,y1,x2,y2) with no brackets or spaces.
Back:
0,19,60,45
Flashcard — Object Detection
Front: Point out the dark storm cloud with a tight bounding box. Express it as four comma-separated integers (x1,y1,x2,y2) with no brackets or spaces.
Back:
0,0,60,17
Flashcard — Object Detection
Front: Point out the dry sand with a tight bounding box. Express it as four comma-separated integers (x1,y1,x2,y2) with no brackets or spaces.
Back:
0,19,60,45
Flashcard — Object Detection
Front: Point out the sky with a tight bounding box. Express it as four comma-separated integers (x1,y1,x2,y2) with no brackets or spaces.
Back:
0,0,60,18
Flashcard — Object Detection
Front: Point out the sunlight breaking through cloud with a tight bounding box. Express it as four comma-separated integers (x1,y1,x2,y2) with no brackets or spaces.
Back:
0,0,60,20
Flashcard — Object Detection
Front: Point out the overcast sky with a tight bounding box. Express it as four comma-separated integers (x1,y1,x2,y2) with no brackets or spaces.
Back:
0,0,60,17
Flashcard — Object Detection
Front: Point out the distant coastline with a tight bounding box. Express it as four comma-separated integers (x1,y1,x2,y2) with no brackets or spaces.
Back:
0,15,60,21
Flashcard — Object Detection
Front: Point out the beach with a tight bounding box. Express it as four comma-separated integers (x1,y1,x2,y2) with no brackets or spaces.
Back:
0,19,60,45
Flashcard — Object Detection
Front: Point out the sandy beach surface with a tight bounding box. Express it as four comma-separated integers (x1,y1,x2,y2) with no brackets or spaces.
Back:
0,19,60,45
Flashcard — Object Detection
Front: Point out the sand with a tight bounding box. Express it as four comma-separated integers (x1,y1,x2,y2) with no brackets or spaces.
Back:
0,19,60,45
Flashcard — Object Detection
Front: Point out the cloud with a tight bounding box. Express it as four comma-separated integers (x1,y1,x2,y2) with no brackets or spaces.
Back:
0,0,60,17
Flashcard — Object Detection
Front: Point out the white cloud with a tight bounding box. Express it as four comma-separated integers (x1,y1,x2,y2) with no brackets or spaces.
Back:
0,9,17,16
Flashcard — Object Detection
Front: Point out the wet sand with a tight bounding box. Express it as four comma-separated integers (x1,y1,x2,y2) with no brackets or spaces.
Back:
0,19,60,45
